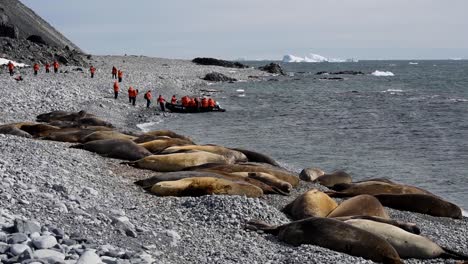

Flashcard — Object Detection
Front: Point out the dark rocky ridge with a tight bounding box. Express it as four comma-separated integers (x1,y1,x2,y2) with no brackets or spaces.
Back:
192,57,249,68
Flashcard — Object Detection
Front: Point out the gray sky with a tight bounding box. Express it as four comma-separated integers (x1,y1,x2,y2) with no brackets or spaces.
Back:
22,0,468,60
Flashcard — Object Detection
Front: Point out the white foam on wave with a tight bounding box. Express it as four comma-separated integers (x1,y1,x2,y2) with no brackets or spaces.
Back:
136,121,161,132
0,58,28,67
409,62,418,65
236,89,245,93
383,89,404,93
372,70,395,77
463,209,468,217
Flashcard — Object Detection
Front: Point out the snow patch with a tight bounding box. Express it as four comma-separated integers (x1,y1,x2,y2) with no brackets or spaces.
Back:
372,70,395,77
0,58,28,67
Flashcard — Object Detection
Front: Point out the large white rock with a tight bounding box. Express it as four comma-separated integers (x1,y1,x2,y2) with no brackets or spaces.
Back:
76,250,101,264
32,235,58,249
33,249,65,262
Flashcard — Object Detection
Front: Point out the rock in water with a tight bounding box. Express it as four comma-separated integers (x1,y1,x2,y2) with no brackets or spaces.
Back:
259,63,286,75
203,72,237,82
192,57,248,68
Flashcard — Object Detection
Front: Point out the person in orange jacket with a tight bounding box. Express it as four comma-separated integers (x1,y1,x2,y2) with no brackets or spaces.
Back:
8,61,14,76
144,90,152,108
53,61,59,73
118,70,123,83
112,66,117,79
188,98,196,107
201,97,208,108
171,95,177,104
45,63,50,73
157,95,166,111
128,87,138,106
208,98,216,109
113,81,119,99
33,63,40,75
90,66,96,78
181,96,189,107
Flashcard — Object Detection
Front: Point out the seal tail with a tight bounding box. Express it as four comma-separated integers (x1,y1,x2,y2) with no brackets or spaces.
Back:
245,220,280,235
441,247,468,260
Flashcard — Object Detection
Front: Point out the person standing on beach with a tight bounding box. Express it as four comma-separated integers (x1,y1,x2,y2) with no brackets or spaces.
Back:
112,66,117,79
90,66,96,78
53,61,59,73
113,81,119,99
171,95,177,104
118,70,123,82
144,90,152,108
8,61,14,76
45,63,50,73
157,95,166,111
128,87,138,105
33,63,40,76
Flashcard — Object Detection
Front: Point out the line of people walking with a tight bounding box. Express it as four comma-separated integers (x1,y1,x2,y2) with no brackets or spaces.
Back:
6,60,60,78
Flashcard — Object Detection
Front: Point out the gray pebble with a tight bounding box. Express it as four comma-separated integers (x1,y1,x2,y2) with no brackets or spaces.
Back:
32,235,58,249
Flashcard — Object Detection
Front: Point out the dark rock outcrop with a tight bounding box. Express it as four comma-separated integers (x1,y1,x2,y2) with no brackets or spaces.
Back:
26,35,46,45
258,63,286,75
0,23,18,39
203,72,237,82
193,57,249,69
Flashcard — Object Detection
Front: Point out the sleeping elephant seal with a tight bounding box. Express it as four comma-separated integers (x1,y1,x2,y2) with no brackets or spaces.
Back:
345,219,468,260
18,123,61,137
42,127,112,143
140,130,193,142
246,218,402,264
36,110,94,122
333,215,420,235
123,151,229,172
374,194,463,219
70,139,152,161
77,117,114,128
138,138,195,153
0,125,32,138
299,167,325,182
327,180,436,198
327,194,389,219
150,177,263,197
230,172,292,194
81,131,136,143
187,163,300,187
230,148,280,167
315,170,352,188
162,145,247,163
282,189,338,220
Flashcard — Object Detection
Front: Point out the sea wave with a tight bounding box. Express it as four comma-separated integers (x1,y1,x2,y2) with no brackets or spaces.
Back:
382,89,404,93
137,121,161,132
372,70,395,77
463,209,468,217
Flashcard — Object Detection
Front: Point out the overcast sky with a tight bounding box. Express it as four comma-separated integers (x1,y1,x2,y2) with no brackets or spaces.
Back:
21,0,468,60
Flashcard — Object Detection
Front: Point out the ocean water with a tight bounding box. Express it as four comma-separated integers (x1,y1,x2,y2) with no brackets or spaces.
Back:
155,60,468,209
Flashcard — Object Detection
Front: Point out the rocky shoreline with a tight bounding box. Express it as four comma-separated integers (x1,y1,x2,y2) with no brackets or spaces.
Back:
1,56,467,264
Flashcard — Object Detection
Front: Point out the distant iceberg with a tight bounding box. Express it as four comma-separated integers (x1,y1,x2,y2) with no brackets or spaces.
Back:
0,58,28,67
372,70,395,77
282,53,356,63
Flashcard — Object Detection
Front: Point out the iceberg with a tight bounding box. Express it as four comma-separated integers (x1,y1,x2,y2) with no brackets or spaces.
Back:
372,70,395,77
0,58,28,67
282,53,352,63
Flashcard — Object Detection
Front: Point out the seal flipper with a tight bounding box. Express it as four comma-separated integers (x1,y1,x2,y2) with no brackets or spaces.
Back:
69,144,84,149
441,247,468,260
245,220,280,235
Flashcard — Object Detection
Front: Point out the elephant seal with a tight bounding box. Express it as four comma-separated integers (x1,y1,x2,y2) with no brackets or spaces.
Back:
162,145,247,163
230,172,292,194
140,130,193,142
36,110,94,122
123,151,229,172
81,131,136,143
71,139,152,161
134,134,171,144
0,125,32,138
333,215,420,234
375,194,463,219
246,218,402,264
345,219,468,259
327,194,389,219
138,138,193,153
299,167,325,182
315,170,352,187
327,180,436,197
187,163,300,187
18,123,61,138
283,189,338,220
77,117,114,128
230,148,280,167
150,177,263,197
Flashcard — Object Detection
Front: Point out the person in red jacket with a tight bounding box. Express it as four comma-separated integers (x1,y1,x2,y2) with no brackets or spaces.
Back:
144,90,152,108
128,87,138,105
157,95,166,111
181,96,189,107
118,70,123,83
113,81,119,99
45,63,50,73
171,95,177,104
201,97,208,108
208,98,216,109
53,61,59,73
90,66,96,78
112,66,117,79
8,61,14,76
33,63,40,76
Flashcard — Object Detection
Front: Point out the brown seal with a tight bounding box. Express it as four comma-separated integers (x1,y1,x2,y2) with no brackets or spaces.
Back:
70,139,152,161
0,124,32,138
81,131,136,143
327,180,436,197
333,215,420,234
246,217,402,264
18,123,61,137
150,177,263,197
375,193,463,219
138,138,193,153
282,189,338,220
161,145,247,163
299,167,325,182
327,194,389,219
139,130,193,142
230,148,280,167
315,170,352,187
36,110,94,122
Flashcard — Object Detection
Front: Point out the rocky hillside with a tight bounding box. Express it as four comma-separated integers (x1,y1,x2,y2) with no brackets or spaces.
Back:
0,0,88,66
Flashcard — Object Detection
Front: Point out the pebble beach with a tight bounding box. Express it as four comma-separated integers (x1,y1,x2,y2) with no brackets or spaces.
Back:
1,56,467,264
